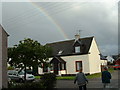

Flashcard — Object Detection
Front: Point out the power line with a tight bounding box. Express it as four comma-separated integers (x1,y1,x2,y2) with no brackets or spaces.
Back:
4,2,86,29
4,2,84,23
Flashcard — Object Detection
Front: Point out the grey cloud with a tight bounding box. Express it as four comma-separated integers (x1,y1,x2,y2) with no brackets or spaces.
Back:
2,2,118,55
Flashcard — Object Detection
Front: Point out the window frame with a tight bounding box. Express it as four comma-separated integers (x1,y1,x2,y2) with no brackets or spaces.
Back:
43,63,48,72
75,46,80,53
60,63,66,70
50,63,54,71
75,61,82,72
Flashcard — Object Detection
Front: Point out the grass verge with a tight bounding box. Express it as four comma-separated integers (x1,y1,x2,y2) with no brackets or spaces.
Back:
35,76,41,79
35,68,115,80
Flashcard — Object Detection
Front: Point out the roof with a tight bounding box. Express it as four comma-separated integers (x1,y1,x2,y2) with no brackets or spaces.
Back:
100,54,107,60
50,57,66,63
46,36,94,56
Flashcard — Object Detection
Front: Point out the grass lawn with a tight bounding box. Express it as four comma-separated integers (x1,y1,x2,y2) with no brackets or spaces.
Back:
56,68,114,80
35,76,41,79
56,76,75,80
56,73,101,80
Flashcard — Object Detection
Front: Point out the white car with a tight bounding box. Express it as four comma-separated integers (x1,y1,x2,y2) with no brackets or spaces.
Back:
18,70,35,82
8,70,35,82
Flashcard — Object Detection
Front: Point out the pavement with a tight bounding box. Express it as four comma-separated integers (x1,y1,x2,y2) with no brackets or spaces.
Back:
55,70,119,89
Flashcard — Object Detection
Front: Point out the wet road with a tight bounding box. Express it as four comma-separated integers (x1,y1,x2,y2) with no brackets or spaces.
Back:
55,70,119,89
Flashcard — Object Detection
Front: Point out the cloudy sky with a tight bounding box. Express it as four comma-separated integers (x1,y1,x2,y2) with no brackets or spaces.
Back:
0,0,119,55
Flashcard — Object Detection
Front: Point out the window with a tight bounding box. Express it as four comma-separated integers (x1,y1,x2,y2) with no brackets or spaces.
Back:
60,63,66,70
50,63,54,71
43,64,48,72
75,46,80,53
61,63,65,70
76,61,82,72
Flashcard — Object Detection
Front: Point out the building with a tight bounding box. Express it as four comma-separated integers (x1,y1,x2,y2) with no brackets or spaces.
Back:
114,56,120,65
0,25,9,89
106,55,114,63
100,54,107,66
38,35,106,75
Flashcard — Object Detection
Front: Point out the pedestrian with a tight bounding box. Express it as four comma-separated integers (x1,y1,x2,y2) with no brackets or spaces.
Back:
101,66,112,88
74,68,88,90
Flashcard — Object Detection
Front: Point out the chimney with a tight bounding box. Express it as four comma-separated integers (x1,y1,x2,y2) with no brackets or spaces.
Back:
75,34,80,41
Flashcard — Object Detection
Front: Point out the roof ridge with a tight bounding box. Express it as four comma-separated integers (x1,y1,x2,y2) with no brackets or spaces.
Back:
46,39,74,45
46,36,94,45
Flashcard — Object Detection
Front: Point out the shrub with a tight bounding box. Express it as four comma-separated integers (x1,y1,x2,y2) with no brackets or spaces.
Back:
7,81,44,89
5,73,56,89
40,73,56,88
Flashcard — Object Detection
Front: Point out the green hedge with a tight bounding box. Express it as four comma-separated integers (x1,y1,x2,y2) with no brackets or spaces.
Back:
40,73,56,88
8,82,44,88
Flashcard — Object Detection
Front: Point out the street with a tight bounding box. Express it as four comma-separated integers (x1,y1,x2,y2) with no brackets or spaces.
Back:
55,70,119,89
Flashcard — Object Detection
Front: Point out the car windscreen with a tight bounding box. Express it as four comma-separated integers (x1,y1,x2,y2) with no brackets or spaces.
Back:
19,71,24,75
8,70,18,75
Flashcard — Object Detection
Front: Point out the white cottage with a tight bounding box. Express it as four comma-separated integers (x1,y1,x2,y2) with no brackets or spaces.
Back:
0,25,8,89
38,35,105,75
106,56,114,63
100,54,108,67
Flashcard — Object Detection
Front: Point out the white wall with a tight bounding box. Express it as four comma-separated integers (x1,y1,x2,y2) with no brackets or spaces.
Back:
0,26,8,89
101,60,107,66
88,37,101,74
38,55,90,75
61,55,90,74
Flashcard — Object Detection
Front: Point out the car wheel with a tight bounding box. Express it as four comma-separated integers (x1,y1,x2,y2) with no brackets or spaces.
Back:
114,68,116,70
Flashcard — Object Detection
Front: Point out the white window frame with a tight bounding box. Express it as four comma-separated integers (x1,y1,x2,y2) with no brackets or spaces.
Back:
75,46,80,53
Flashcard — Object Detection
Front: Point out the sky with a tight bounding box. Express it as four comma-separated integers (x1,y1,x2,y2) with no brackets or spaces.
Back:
0,0,119,56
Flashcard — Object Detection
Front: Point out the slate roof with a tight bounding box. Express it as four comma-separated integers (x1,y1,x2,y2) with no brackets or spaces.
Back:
46,36,94,56
50,57,66,63
100,54,107,60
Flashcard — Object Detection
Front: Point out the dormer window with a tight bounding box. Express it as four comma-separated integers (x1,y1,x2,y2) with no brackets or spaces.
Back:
75,46,80,53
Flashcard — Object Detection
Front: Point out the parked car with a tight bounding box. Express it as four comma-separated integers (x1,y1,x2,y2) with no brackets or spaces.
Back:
8,70,35,82
112,64,120,70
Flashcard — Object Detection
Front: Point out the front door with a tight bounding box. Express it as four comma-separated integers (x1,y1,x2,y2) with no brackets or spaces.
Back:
53,63,59,75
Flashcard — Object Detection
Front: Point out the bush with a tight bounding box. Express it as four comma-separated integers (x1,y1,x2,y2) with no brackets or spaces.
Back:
40,73,56,88
7,81,44,89
5,73,56,89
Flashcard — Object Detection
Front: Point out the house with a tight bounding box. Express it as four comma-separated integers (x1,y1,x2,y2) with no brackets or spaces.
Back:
112,55,119,60
114,56,120,65
106,55,114,63
38,35,106,75
0,25,9,89
100,54,107,66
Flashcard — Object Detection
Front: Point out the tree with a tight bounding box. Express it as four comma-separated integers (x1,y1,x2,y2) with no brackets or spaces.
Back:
8,38,52,82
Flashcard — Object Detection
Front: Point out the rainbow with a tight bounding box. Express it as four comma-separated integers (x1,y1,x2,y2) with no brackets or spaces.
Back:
28,1,69,40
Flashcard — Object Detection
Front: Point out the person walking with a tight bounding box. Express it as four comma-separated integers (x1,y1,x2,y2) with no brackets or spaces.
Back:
74,68,88,90
101,66,112,88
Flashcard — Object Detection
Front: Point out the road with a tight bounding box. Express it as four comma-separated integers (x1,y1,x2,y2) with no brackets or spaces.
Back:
55,70,119,89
